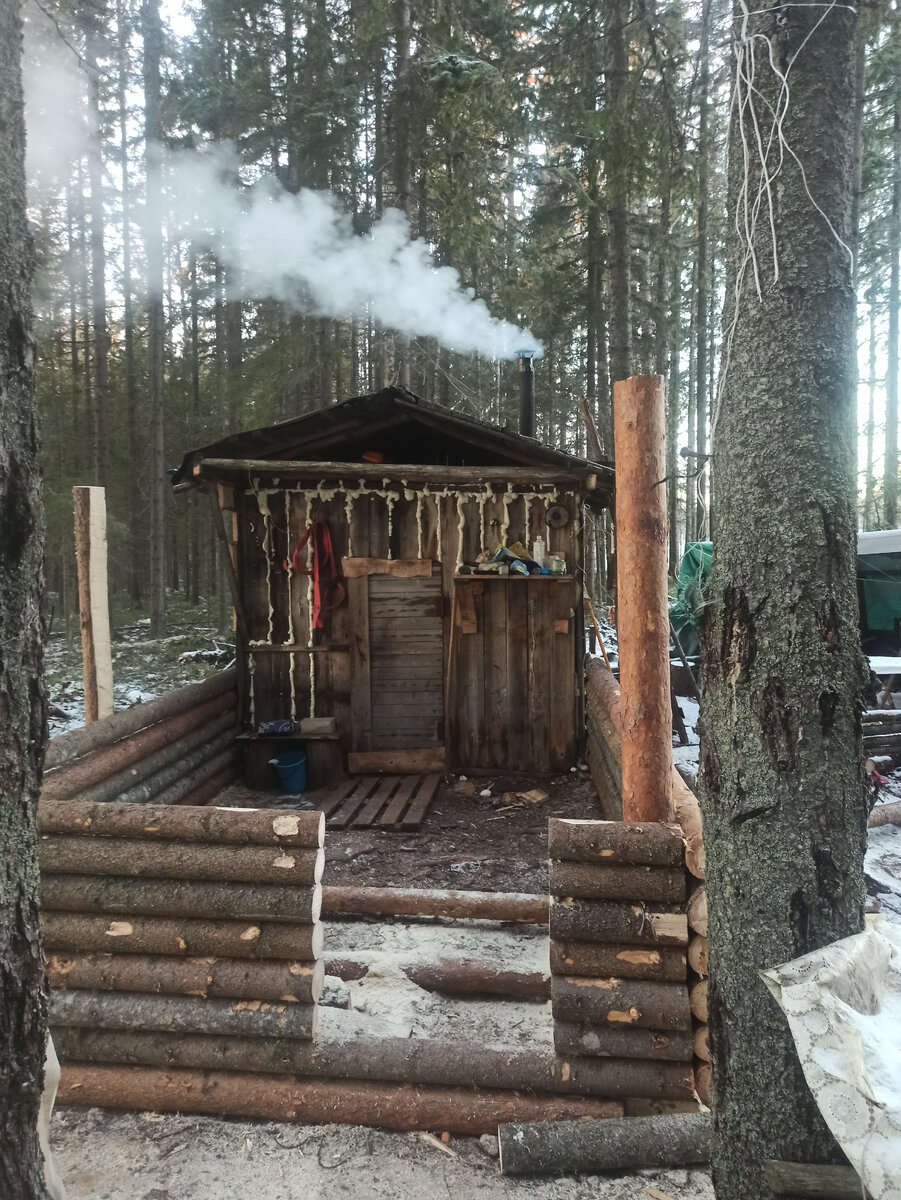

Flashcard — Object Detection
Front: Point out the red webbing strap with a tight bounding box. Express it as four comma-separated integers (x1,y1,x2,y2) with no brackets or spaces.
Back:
292,521,346,629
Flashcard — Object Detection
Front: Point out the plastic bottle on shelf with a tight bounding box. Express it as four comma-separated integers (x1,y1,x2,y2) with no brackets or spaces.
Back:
532,535,546,567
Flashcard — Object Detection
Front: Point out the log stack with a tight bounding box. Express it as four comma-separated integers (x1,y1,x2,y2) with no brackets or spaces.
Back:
41,800,326,1097
548,818,694,1103
42,668,240,807
863,707,901,766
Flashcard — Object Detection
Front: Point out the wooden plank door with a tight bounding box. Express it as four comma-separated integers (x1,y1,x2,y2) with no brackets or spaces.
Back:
348,572,445,752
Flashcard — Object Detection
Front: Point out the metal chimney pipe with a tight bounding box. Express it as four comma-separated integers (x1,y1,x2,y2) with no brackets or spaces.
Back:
518,353,535,438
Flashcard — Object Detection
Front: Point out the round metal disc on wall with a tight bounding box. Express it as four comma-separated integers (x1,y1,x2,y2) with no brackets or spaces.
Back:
546,504,571,529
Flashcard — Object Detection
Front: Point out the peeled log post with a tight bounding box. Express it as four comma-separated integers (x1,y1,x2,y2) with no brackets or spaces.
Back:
548,819,684,867
321,886,547,924
549,860,685,904
41,875,321,924
51,1027,694,1100
41,690,237,803
45,668,236,770
549,898,688,946
553,1020,693,1063
551,976,692,1031
56,1065,625,1135
613,375,673,824
43,913,324,961
39,837,325,888
550,940,687,983
61,713,235,808
498,1111,712,1177
585,660,705,878
47,953,324,1004
39,800,325,848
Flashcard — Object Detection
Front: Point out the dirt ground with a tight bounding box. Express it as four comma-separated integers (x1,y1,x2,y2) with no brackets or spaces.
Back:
52,1109,714,1200
217,770,601,893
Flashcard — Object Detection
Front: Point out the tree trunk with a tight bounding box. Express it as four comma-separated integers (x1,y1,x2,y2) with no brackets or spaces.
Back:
143,0,167,636
39,837,325,888
85,25,110,488
41,874,322,924
56,1064,624,1134
50,1024,689,1098
553,1021,693,1063
864,297,877,528
43,912,324,961
549,940,687,983
604,0,632,393
694,0,712,538
51,989,318,1040
699,4,867,1195
498,1112,711,1178
47,953,324,1004
885,91,901,527
118,0,143,604
40,793,322,847
0,0,50,1190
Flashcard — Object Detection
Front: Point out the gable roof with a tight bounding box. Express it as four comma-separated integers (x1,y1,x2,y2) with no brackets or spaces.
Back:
172,386,614,498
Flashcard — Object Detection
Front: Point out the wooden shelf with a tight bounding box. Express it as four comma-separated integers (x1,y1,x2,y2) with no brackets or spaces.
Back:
454,574,573,582
236,731,340,743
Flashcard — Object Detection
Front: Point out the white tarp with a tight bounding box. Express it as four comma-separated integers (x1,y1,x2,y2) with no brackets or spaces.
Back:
761,916,901,1200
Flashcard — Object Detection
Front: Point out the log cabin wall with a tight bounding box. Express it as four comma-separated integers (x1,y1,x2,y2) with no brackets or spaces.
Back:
229,472,585,774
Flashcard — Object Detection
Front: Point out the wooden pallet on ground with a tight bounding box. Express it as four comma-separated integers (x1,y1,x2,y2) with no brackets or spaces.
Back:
322,774,442,830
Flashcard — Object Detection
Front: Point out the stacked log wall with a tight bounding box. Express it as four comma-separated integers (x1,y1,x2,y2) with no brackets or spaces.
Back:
43,799,626,1132
42,668,240,808
42,800,325,1106
580,662,711,1105
548,818,697,1106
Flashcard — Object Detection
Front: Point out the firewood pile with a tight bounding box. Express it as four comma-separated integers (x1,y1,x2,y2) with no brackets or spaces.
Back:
42,668,240,809
39,799,325,1108
548,818,700,1103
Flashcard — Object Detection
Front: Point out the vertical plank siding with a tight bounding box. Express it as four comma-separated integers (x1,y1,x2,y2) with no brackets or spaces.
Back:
234,478,582,770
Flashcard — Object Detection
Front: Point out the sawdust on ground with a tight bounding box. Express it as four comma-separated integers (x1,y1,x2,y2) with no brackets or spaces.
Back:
52,1109,714,1200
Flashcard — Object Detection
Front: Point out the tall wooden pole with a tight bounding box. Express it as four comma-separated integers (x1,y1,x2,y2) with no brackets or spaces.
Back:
74,485,114,723
613,375,673,822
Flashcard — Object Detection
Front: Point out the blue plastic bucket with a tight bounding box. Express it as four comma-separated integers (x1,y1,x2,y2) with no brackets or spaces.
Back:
271,749,307,793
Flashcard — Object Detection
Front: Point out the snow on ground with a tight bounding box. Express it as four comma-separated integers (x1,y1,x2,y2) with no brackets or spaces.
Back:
44,608,233,733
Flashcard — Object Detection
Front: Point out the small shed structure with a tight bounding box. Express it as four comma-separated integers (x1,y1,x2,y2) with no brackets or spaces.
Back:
173,387,613,780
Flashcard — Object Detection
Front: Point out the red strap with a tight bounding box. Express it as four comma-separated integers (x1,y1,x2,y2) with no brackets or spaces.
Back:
292,522,346,630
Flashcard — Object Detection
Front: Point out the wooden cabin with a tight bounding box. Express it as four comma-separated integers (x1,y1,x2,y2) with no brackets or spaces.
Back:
172,387,613,785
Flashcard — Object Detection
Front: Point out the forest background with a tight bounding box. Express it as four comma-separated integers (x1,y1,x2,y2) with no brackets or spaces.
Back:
23,0,901,639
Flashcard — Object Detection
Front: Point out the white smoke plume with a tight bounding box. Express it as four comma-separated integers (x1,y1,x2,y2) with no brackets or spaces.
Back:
169,148,542,362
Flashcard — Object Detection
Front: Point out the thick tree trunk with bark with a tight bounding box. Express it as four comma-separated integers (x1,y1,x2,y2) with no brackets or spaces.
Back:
886,92,901,527
0,1,50,1192
604,0,632,393
143,0,167,636
699,4,867,1196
